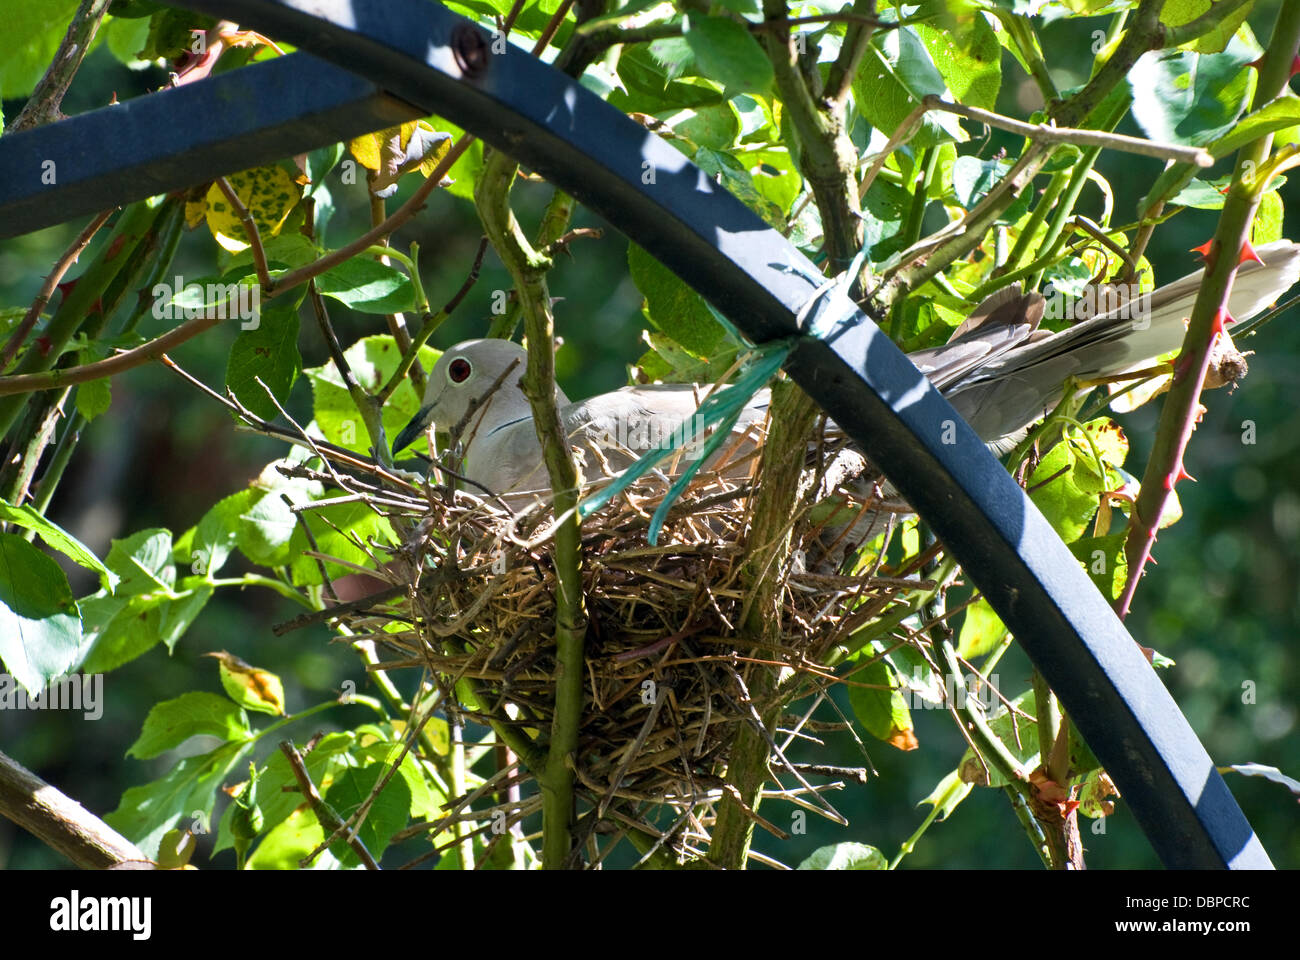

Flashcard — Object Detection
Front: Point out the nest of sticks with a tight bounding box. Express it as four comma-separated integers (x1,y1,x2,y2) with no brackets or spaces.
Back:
306,420,926,861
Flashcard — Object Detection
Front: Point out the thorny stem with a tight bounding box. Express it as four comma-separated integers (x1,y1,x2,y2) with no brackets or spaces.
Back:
1117,0,1300,619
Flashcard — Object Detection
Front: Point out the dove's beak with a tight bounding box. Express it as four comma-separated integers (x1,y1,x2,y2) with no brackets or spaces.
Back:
392,404,434,456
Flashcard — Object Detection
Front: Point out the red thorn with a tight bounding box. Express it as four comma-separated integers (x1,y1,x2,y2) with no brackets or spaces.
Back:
1246,54,1300,77
104,234,128,261
36,336,53,356
1062,800,1081,818
56,279,78,303
1211,307,1231,335
1238,240,1263,266
1164,462,1196,491
1191,239,1216,262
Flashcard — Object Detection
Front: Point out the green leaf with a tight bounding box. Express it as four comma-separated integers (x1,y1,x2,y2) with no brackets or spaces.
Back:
215,731,356,856
423,117,482,201
103,528,174,596
635,330,740,384
957,689,1039,787
356,735,443,819
126,691,252,760
693,146,785,228
648,34,694,82
847,655,918,750
305,142,345,194
232,455,325,567
288,501,396,586
1128,38,1258,147
78,578,213,674
627,244,730,355
103,14,153,66
1026,440,1102,543
0,0,80,99
1161,0,1257,54
951,156,1013,209
683,15,773,95
797,842,887,870
1252,188,1283,245
0,500,116,591
322,764,410,867
228,233,319,271
920,769,974,820
75,375,112,422
745,148,802,216
854,29,965,150
314,258,415,314
225,296,302,423
107,740,251,859
914,14,1001,110
1212,95,1300,158
0,533,82,695
245,808,334,869
1068,534,1128,601
659,103,740,150
1170,176,1229,209
861,177,909,258
955,595,1008,659
614,43,726,114
303,335,439,454
188,488,261,579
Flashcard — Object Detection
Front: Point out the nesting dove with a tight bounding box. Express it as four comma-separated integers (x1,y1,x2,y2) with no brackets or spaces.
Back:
393,241,1300,499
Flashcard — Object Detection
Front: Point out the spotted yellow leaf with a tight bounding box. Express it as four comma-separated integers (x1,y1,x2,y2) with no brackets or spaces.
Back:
201,165,302,253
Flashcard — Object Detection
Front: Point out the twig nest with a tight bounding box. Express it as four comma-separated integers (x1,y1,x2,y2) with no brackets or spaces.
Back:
321,430,919,851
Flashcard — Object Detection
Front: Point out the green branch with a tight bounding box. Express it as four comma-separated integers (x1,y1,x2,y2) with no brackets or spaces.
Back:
474,148,587,870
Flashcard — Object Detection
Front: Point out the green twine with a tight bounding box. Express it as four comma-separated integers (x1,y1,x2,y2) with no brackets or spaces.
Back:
578,337,796,543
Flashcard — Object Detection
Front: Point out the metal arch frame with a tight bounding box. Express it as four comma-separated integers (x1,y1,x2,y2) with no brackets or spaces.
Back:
0,0,1270,868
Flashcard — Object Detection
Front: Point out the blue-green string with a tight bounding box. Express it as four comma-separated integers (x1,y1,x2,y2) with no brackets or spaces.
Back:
579,254,866,543
578,338,795,542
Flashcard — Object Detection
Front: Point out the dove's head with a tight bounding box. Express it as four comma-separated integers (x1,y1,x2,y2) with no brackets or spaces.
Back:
392,339,534,455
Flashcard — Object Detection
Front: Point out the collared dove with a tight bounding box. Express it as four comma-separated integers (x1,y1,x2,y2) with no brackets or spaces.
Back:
392,241,1300,499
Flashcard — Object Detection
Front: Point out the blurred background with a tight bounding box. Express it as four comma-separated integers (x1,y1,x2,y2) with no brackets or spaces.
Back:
1,1,1295,869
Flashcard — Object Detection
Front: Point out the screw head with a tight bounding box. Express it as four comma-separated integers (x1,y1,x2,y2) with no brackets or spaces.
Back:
452,24,490,78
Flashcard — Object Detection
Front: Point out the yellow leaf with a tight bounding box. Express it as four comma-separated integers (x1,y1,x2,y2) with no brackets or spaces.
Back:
203,166,301,253
206,650,286,716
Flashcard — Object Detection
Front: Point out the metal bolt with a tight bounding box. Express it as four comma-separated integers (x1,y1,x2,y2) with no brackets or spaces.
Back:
452,24,490,78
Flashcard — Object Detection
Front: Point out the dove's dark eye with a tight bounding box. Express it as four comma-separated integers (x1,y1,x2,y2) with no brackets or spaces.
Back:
448,358,472,383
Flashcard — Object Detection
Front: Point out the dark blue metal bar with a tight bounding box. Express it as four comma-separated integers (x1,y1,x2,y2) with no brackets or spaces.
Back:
0,52,422,239
0,0,1268,867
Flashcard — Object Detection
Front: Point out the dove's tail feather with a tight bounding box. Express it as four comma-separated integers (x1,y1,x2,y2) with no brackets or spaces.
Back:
998,240,1300,384
940,240,1300,444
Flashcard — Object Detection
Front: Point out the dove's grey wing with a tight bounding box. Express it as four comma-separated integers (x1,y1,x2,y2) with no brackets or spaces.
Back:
464,383,772,496
565,383,771,477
